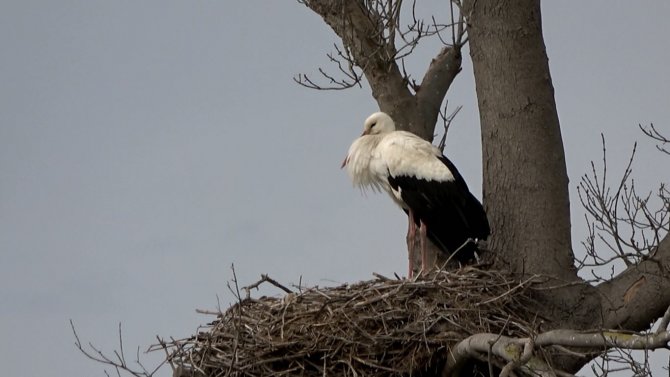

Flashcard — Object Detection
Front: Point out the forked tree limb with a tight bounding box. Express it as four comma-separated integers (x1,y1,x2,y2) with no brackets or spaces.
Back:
597,233,670,330
299,1,414,119
446,333,563,377
416,45,463,137
299,0,465,140
444,325,670,377
640,123,670,155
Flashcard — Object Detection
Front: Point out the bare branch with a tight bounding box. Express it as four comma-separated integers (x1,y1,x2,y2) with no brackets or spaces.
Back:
640,123,670,155
436,101,463,152
577,135,669,281
446,326,670,377
535,328,670,349
572,128,670,335
297,1,403,92
226,263,243,304
598,233,670,330
242,273,294,298
293,44,364,90
446,332,555,377
70,320,164,377
297,1,467,140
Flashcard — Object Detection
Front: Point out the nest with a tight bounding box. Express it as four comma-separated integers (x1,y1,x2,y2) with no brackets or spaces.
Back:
162,268,537,377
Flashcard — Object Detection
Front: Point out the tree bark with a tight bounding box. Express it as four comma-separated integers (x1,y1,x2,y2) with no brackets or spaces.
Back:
463,4,607,363
463,1,670,372
598,234,670,330
465,0,576,281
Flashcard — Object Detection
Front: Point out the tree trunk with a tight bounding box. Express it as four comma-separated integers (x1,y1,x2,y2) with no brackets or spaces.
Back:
466,0,576,280
464,2,604,347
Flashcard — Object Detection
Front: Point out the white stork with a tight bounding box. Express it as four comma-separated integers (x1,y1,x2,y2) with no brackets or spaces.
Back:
341,112,490,277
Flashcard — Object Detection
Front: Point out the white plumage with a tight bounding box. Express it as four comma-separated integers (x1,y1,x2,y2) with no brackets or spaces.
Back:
342,112,490,277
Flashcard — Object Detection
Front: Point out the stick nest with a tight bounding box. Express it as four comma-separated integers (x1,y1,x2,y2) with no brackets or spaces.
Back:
162,268,537,377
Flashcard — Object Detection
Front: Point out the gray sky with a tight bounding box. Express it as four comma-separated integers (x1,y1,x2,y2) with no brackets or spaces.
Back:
1,1,668,376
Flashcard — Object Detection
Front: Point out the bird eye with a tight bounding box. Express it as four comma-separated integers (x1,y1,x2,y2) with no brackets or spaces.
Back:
370,122,377,128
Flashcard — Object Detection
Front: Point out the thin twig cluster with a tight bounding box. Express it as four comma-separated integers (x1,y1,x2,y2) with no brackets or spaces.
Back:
71,321,166,377
295,0,466,91
640,123,670,155
577,132,670,282
160,268,537,377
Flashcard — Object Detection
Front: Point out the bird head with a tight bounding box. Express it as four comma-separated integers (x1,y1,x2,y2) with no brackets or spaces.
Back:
362,112,396,136
341,111,397,169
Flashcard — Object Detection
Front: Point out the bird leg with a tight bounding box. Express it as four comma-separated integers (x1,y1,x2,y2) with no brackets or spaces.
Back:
419,220,428,275
406,209,417,279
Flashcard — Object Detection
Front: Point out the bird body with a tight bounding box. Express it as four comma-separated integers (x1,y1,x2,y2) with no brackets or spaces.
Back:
342,112,490,274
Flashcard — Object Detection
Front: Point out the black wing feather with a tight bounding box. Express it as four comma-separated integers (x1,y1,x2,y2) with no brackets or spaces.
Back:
388,156,490,262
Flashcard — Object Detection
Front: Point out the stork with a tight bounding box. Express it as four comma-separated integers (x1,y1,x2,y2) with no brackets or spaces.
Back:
341,112,490,277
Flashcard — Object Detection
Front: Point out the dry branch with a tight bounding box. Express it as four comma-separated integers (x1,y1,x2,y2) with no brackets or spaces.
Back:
445,326,670,377
577,135,670,280
71,320,165,377
574,127,670,338
640,123,670,155
296,0,467,141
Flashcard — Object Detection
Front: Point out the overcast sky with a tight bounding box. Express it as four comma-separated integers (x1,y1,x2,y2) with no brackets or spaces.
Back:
1,1,669,376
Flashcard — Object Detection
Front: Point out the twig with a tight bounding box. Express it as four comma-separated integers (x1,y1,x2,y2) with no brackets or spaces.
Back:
70,320,157,377
640,123,670,155
479,275,539,305
243,274,294,298
437,103,463,152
